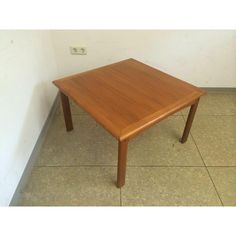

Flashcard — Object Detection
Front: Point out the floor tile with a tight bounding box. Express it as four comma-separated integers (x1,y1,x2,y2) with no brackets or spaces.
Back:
189,116,236,166
182,93,236,115
121,167,221,206
37,115,203,167
208,167,236,206
17,167,120,206
128,116,204,166
36,115,118,166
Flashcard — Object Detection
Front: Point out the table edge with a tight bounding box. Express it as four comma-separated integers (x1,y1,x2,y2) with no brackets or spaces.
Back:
119,91,205,141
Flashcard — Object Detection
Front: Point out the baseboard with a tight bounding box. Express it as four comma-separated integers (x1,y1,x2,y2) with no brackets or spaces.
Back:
10,93,60,206
201,87,236,92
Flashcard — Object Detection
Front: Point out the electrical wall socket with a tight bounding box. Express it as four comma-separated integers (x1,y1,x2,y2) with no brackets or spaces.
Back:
70,46,87,55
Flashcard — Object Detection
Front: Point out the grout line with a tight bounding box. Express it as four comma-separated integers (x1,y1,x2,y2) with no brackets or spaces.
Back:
205,166,236,168
127,165,205,168
35,165,117,168
35,164,214,168
182,115,225,206
192,136,224,206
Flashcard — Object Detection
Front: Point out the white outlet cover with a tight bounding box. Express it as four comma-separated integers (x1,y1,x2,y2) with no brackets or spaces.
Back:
70,46,87,55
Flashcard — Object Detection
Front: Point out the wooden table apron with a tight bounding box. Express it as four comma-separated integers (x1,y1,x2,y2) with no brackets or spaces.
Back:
54,59,205,188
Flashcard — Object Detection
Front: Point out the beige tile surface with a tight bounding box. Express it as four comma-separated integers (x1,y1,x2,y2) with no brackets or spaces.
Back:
208,167,236,206
37,115,203,167
182,93,236,115
121,167,221,206
17,91,236,206
189,116,236,166
36,115,118,166
128,116,203,166
18,167,120,206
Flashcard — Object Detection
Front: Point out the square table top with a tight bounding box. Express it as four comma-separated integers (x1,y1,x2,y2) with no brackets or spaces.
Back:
53,58,205,141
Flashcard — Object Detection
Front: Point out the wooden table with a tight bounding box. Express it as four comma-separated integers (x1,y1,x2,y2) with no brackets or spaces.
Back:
53,59,205,187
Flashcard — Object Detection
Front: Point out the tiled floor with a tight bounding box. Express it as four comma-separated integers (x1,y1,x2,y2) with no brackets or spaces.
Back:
16,90,236,206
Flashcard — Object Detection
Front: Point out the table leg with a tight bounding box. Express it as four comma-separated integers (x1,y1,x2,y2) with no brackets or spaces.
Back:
181,99,199,143
117,140,128,188
60,91,73,132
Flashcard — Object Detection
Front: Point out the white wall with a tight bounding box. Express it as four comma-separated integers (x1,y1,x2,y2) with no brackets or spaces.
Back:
0,31,58,205
52,30,236,87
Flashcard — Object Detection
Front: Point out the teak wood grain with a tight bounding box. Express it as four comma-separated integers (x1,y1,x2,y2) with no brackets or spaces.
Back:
53,58,205,187
54,59,205,141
